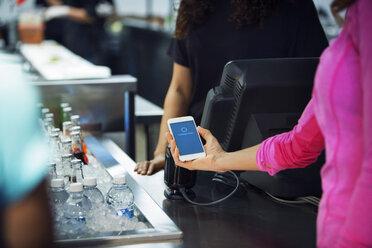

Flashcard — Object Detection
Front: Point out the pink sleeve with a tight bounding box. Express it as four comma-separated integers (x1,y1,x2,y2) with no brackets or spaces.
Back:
256,99,324,175
337,1,372,247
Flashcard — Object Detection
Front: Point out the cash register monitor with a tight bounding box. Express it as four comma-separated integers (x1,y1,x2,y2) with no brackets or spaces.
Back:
201,58,324,198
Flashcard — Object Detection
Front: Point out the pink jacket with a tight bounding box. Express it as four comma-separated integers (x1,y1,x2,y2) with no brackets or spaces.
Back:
256,1,372,247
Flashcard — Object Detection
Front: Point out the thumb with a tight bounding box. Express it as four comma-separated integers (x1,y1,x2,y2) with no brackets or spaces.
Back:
197,126,214,142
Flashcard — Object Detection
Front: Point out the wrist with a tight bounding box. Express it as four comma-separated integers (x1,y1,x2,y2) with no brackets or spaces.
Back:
153,150,165,158
214,151,230,172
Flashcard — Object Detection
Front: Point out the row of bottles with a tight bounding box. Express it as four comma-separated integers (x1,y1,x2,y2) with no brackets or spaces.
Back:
39,102,135,235
50,175,134,233
38,102,89,188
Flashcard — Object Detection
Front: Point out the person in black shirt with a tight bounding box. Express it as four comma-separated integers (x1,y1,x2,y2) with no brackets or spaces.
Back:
135,0,328,175
41,0,113,63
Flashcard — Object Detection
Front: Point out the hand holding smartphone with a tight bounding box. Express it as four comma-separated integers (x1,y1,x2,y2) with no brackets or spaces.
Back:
167,116,206,162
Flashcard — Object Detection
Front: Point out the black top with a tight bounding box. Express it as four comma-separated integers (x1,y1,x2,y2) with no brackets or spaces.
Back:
167,0,328,124
37,0,111,63
63,0,107,62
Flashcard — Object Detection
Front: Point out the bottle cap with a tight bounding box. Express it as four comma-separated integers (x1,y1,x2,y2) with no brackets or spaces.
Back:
61,153,73,159
45,113,54,119
70,131,80,136
69,183,83,192
51,178,65,188
49,132,59,138
62,139,72,144
41,108,50,114
84,177,97,186
63,121,72,126
60,103,70,108
71,159,81,166
52,128,60,133
113,175,126,185
71,115,80,121
70,126,81,132
44,117,54,123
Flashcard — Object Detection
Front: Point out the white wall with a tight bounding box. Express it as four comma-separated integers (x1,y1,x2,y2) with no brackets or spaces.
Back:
113,0,172,18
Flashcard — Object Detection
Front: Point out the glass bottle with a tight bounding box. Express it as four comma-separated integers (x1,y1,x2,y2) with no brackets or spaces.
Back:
71,115,80,127
70,127,88,155
71,159,84,183
62,106,72,123
69,126,80,134
44,117,55,135
51,128,61,135
61,153,73,184
61,139,73,155
62,121,72,138
45,112,54,121
41,107,50,119
60,103,70,129
49,132,61,164
71,131,88,164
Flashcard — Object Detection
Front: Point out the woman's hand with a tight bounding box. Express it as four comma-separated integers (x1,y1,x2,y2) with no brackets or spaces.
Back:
135,154,165,175
166,126,228,172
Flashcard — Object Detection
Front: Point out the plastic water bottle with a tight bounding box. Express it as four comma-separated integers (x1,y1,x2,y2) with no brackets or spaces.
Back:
50,178,69,205
83,177,104,205
106,175,134,218
63,183,92,234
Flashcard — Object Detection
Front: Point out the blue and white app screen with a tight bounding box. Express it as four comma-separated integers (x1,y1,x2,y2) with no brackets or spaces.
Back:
170,121,203,156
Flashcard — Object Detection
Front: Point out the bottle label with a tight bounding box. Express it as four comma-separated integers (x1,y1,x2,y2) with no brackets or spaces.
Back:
75,217,86,223
116,208,134,218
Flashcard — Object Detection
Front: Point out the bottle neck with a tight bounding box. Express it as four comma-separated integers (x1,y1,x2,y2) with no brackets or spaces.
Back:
113,183,127,188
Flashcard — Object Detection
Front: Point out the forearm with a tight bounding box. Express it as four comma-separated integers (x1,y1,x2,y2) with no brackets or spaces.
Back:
45,0,63,6
154,89,190,156
67,7,94,24
216,144,262,172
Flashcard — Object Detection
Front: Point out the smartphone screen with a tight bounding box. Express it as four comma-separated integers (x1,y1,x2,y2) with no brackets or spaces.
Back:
169,120,204,156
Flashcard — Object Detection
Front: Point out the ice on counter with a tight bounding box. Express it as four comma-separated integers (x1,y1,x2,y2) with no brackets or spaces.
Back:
50,153,150,240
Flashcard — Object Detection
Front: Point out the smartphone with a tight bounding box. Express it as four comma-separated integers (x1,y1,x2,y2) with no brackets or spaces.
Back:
167,116,206,162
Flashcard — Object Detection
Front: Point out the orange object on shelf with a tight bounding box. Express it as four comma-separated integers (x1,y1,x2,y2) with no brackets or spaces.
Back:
18,25,44,44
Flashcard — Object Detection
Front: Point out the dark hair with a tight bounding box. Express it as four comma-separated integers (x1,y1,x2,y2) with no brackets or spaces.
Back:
331,0,355,25
174,0,281,39
331,0,355,12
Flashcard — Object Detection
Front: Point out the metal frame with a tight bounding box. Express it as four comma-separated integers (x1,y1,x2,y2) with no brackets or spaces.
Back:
33,76,137,159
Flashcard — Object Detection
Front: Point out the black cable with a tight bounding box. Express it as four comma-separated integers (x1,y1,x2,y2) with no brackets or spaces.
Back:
179,171,240,206
264,191,320,206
